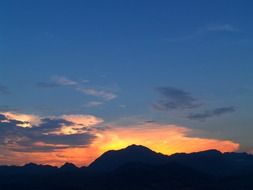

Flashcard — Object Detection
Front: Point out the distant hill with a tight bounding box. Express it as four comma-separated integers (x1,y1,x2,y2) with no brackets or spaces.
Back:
88,145,253,176
88,144,168,172
1,144,253,190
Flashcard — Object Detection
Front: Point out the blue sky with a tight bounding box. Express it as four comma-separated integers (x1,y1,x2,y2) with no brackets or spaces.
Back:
0,0,253,164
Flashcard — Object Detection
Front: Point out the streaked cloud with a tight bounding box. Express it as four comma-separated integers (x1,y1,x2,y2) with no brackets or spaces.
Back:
37,76,117,101
77,87,117,101
36,76,78,88
153,86,200,111
84,101,104,108
153,87,236,121
52,76,78,86
188,106,236,121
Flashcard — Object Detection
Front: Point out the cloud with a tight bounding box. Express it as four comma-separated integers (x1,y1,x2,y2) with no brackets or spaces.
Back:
52,76,78,86
153,87,200,111
77,87,117,101
1,112,42,127
0,112,240,166
84,101,104,108
0,84,10,95
0,112,103,153
37,76,117,101
188,106,236,121
56,114,104,135
36,76,78,88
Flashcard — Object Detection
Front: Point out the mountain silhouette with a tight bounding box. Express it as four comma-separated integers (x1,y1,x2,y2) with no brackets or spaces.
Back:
1,144,253,190
60,162,79,171
88,144,168,172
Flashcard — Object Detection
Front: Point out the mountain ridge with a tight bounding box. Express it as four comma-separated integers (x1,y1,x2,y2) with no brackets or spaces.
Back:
1,145,253,190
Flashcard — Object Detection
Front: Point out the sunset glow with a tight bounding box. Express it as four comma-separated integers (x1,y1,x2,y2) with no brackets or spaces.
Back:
0,112,239,166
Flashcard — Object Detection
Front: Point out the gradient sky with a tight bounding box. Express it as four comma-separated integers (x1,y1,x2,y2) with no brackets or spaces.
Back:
1,0,253,166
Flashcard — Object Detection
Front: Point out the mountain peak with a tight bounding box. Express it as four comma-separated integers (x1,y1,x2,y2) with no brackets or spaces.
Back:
125,144,152,151
195,149,222,156
23,163,39,168
88,145,168,172
60,162,78,170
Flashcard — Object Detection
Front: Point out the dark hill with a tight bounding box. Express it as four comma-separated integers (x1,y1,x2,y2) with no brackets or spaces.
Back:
88,144,168,172
1,145,253,189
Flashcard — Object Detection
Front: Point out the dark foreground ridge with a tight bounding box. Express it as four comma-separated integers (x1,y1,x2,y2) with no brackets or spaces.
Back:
1,144,253,190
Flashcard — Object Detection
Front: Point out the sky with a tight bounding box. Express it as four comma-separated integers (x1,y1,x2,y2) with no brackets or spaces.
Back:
0,0,253,166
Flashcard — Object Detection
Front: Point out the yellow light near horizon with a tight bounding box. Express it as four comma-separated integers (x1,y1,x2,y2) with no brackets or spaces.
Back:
88,123,239,163
0,121,240,167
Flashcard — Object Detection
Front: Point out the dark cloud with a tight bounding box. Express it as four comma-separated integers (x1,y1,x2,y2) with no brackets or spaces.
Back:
154,87,200,111
10,146,68,152
0,85,10,94
188,106,235,121
36,118,73,131
12,133,96,152
34,133,95,146
0,115,96,152
145,120,157,123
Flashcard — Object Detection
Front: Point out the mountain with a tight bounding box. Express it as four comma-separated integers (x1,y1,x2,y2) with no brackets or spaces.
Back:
88,144,168,172
60,162,79,171
1,145,253,190
0,163,57,175
88,145,253,176
169,150,253,176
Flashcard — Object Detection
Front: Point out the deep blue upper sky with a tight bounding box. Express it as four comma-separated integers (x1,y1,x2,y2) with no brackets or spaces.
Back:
1,1,253,151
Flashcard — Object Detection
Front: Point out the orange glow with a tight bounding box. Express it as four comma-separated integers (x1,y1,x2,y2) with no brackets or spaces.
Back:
0,114,240,167
12,122,238,167
92,123,239,156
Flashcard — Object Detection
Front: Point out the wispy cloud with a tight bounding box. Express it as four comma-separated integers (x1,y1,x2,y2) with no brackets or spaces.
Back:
188,106,236,121
84,101,104,108
52,76,78,86
77,87,117,101
36,76,117,101
36,76,78,88
153,87,236,122
153,86,200,111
